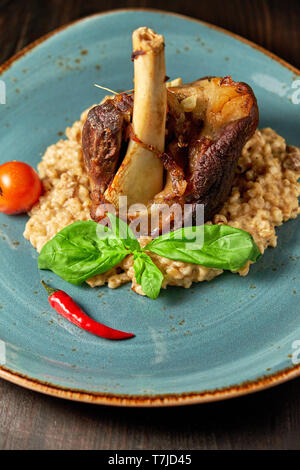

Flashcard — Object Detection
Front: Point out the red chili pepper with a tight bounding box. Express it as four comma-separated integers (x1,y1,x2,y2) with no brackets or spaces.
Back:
41,281,135,340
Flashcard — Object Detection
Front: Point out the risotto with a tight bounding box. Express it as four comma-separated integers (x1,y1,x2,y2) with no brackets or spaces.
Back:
23,107,300,296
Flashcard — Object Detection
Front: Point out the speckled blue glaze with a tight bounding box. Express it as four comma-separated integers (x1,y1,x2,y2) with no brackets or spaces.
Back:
1,10,300,401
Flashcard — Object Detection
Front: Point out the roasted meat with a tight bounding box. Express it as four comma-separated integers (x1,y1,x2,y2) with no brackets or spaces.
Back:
82,28,259,232
162,76,259,221
82,93,133,221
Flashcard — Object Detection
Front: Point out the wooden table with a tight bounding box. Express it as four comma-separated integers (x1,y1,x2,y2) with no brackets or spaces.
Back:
1,0,300,450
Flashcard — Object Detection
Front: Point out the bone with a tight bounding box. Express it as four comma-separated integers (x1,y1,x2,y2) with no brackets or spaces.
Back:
105,27,167,210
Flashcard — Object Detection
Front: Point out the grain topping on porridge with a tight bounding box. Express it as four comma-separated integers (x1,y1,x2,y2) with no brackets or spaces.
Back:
24,110,300,296
20,28,300,298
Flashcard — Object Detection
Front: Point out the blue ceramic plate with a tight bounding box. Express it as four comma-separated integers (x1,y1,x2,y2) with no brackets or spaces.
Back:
1,9,300,406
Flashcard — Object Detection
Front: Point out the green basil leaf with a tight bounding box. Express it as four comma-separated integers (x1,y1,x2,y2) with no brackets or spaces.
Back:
145,225,261,272
107,212,141,252
38,220,129,285
133,253,164,300
133,253,145,286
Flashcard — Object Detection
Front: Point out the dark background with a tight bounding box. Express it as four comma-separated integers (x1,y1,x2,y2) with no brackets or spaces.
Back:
0,0,300,69
1,0,300,450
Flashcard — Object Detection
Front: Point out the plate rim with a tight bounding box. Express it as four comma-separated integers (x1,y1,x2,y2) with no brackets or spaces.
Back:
1,7,300,407
1,363,300,407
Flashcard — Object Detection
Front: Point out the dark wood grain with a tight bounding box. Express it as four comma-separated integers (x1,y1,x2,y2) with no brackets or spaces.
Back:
1,0,300,450
1,375,300,450
0,0,299,69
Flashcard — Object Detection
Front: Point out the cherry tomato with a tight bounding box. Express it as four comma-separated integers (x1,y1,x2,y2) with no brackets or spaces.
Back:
0,161,42,215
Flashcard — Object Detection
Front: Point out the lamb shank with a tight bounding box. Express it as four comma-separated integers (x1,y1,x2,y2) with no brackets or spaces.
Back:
82,27,259,234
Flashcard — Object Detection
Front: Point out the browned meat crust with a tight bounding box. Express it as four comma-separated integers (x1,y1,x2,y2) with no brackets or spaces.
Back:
82,94,133,220
161,76,259,222
82,76,259,228
185,107,258,220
